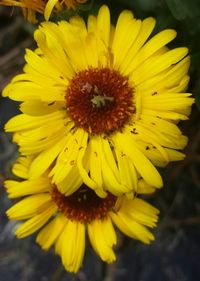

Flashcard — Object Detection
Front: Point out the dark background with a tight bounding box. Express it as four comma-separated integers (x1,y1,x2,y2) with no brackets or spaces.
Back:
0,0,200,280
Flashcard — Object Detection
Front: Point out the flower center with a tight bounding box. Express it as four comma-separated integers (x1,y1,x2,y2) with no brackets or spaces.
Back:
66,68,135,134
51,185,117,223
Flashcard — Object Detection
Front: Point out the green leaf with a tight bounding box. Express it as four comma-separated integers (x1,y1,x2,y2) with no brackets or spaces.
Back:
165,0,200,20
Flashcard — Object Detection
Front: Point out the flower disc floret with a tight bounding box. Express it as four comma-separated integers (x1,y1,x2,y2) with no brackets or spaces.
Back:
52,184,117,223
67,68,135,134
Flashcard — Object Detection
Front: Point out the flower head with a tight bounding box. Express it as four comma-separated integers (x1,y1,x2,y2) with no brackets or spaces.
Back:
3,6,194,197
0,0,88,22
5,156,159,273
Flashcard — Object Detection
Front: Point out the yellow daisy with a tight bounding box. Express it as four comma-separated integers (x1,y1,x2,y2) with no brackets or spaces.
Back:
0,0,88,22
3,5,194,197
5,156,159,273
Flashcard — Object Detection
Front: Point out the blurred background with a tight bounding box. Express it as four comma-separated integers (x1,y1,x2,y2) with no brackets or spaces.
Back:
0,0,200,280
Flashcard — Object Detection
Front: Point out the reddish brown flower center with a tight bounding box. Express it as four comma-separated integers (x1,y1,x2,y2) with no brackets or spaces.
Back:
66,68,135,134
51,185,117,223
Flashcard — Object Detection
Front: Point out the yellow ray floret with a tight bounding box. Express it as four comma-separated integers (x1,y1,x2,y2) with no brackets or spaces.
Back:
3,5,194,197
5,156,159,273
0,0,88,22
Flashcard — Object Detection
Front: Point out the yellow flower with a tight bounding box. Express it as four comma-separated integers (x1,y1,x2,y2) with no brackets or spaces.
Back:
3,6,194,197
0,0,88,22
5,156,159,273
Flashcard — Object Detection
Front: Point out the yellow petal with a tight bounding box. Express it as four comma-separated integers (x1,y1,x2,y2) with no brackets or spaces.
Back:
88,218,116,263
97,137,131,195
15,204,57,238
56,167,83,196
11,156,33,179
59,221,85,273
5,177,50,199
7,194,52,220
132,47,188,85
113,132,163,188
112,10,142,69
36,215,66,250
137,179,156,194
97,5,110,47
115,149,138,192
137,56,190,95
29,135,68,179
44,0,59,20
5,111,64,132
52,129,88,185
120,197,159,227
111,211,155,244
20,100,64,116
122,17,156,75
125,29,177,73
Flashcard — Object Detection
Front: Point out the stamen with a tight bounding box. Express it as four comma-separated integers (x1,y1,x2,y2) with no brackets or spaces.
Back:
91,95,114,108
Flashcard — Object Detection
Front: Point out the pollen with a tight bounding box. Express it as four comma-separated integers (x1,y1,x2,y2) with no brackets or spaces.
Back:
66,68,135,135
51,184,117,223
